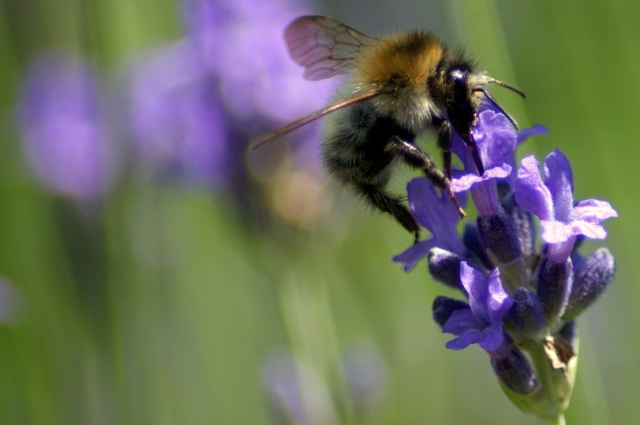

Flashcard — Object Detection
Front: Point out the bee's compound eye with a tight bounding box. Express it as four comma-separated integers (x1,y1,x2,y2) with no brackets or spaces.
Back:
447,66,472,101
449,68,466,82
447,66,469,86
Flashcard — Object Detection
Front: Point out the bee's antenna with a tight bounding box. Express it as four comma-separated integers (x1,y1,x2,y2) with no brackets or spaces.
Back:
490,79,526,99
476,88,520,130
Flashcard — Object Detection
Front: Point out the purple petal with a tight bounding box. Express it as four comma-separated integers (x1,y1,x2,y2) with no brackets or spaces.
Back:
487,269,513,321
407,178,465,251
540,220,574,244
571,221,607,240
484,164,512,180
477,323,506,352
450,132,476,172
517,125,549,144
515,155,554,220
445,330,483,350
541,219,608,243
392,240,437,272
443,263,512,352
460,262,489,323
451,108,518,175
394,178,465,270
408,178,460,229
442,309,481,335
572,199,618,222
451,164,512,193
544,149,574,222
474,110,518,168
451,173,483,192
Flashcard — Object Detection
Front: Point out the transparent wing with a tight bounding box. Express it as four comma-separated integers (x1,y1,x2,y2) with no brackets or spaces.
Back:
284,15,376,81
250,89,387,150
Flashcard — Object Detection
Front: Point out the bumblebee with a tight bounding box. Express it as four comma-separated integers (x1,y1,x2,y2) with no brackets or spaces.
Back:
252,16,524,240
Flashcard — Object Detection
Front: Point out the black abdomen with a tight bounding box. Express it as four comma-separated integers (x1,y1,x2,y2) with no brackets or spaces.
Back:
322,102,415,187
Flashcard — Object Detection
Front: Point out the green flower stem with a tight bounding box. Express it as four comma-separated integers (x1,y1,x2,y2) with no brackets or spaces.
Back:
523,340,569,425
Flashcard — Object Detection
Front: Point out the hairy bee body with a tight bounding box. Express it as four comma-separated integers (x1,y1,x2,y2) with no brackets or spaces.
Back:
321,83,427,234
252,16,523,240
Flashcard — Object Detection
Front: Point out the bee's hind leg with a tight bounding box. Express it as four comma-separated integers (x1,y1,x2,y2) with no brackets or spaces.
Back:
357,183,420,243
388,136,466,219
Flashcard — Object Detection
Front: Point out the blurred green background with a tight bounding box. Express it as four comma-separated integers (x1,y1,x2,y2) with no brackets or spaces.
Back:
0,0,635,424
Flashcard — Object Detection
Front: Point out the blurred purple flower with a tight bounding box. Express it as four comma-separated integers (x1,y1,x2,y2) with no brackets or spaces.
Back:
262,349,339,425
342,341,388,417
128,0,334,189
0,278,22,324
392,178,466,271
442,262,513,352
18,52,118,199
514,149,618,262
182,0,333,123
129,41,232,185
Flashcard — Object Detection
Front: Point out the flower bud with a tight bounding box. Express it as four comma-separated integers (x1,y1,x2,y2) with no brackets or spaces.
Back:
505,288,545,340
427,248,464,291
477,211,528,292
498,181,537,266
462,222,493,269
491,345,540,396
537,255,573,326
477,210,522,264
432,296,468,328
562,248,615,322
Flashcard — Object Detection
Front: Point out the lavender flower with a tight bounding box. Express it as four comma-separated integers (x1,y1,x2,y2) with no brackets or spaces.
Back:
394,102,617,422
262,349,339,425
182,0,332,124
515,150,618,263
441,262,513,352
341,341,389,419
129,0,334,205
18,52,119,199
392,179,466,271
129,41,232,185
262,343,388,425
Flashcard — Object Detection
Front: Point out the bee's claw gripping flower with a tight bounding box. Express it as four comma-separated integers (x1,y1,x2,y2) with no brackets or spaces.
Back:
394,104,616,422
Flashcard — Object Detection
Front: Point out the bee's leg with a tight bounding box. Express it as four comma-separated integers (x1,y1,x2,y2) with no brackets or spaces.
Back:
436,120,453,180
357,183,420,242
389,136,466,219
437,120,485,176
460,130,485,175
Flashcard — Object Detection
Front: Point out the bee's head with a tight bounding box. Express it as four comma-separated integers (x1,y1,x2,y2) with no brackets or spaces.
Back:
430,61,481,132
445,64,476,110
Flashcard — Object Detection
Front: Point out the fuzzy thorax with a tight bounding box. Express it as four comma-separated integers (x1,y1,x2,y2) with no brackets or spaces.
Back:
357,31,446,131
